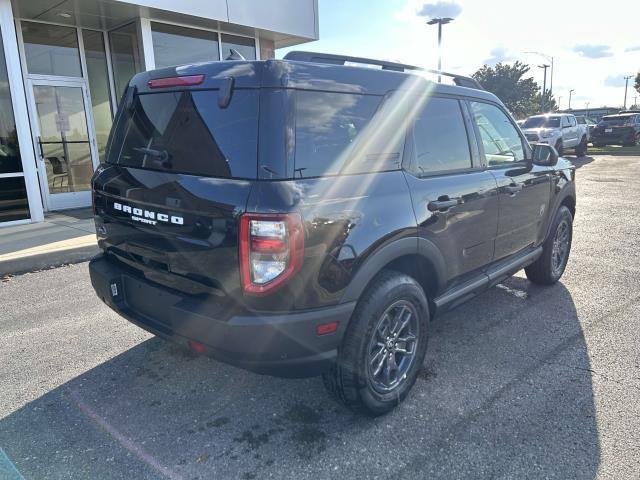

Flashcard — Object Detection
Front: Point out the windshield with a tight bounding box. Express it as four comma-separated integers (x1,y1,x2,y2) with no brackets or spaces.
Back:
522,116,561,129
107,88,259,178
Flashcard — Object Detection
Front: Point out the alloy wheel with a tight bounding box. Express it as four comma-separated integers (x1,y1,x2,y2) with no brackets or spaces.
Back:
367,300,419,394
552,219,570,275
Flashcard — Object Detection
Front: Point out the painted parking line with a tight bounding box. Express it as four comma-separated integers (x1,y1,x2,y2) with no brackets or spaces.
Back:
0,448,24,480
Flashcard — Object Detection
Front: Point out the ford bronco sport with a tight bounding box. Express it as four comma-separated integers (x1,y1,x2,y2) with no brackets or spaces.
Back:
90,51,576,416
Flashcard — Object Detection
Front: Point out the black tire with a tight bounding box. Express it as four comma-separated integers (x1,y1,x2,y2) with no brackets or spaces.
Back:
574,136,588,157
554,139,564,156
323,270,430,416
624,133,640,147
525,206,573,285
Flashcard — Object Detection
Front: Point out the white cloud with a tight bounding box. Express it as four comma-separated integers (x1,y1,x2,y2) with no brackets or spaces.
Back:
573,45,613,59
484,47,516,66
604,75,630,88
416,1,462,20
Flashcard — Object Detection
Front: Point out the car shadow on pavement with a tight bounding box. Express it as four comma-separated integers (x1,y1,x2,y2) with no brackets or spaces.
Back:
565,155,595,168
0,275,599,480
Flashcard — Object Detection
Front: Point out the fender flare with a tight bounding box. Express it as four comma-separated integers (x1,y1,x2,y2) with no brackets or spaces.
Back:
545,181,576,240
341,237,447,304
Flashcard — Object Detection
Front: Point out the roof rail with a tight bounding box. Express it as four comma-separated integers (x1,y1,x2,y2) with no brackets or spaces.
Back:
282,51,484,90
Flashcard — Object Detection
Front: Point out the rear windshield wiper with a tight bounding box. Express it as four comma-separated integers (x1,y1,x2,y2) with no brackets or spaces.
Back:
133,147,172,168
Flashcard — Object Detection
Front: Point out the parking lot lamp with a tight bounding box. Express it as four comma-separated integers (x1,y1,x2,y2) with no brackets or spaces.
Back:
427,17,454,83
568,89,575,110
623,75,633,110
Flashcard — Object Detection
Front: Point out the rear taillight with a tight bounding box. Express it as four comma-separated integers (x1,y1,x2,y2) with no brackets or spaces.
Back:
148,75,205,89
239,213,304,295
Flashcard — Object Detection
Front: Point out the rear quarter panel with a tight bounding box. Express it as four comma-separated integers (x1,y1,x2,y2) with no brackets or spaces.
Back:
246,171,417,310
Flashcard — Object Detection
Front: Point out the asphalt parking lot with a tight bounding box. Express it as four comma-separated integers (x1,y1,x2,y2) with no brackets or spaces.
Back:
2,155,640,479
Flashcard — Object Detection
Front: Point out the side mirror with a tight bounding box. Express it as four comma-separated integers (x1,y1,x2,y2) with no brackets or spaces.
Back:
532,143,559,166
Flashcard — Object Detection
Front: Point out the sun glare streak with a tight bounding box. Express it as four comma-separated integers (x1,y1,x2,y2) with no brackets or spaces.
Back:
69,389,184,480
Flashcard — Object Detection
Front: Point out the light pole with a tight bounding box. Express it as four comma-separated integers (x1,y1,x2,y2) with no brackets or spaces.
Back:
585,102,590,118
557,96,562,111
538,64,550,112
427,17,454,83
623,75,633,110
525,51,555,94
568,89,575,110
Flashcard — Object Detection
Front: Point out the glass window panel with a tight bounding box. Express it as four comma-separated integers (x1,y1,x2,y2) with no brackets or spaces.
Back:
151,23,220,68
82,30,113,163
412,98,472,174
221,34,256,61
294,91,403,178
109,23,142,102
470,102,525,166
0,177,30,222
0,30,23,175
21,22,81,77
111,90,259,179
33,86,93,193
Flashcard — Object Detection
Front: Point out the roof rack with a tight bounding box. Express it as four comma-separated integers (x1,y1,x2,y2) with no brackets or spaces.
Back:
283,51,484,91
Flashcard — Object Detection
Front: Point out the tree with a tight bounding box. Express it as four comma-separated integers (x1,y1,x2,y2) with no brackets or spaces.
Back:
635,72,640,95
536,89,557,113
473,61,547,118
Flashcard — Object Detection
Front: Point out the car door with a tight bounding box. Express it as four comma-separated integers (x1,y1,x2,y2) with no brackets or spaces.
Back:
468,100,552,261
403,96,499,286
564,115,578,147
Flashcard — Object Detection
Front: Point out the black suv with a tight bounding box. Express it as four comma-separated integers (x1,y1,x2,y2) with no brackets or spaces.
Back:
90,52,576,416
592,113,640,146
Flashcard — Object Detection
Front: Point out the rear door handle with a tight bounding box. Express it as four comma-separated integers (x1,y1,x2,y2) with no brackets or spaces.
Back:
428,197,461,212
504,184,523,194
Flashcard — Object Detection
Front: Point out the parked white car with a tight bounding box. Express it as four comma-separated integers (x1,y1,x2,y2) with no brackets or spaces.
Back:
521,113,589,156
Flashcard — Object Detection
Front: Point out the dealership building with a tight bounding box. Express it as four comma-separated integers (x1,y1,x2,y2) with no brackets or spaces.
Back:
0,0,318,226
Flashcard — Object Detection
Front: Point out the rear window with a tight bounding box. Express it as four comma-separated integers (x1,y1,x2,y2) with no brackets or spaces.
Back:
601,115,633,125
107,89,258,178
294,91,403,178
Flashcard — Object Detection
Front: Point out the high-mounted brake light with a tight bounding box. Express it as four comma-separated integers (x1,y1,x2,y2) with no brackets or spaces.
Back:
239,213,304,295
148,75,205,89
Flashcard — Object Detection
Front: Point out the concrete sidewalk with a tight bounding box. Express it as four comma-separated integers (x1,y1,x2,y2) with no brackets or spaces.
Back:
0,209,98,276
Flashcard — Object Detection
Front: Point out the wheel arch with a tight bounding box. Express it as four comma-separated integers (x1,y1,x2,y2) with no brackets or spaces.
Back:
341,237,447,312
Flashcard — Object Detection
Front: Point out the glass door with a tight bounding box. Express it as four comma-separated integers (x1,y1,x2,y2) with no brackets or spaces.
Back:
29,79,99,210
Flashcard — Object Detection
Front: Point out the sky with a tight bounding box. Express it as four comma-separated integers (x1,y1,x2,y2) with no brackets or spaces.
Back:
278,0,640,110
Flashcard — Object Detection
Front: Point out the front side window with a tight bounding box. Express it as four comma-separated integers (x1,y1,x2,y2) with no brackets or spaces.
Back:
294,91,404,178
411,97,471,175
470,102,525,166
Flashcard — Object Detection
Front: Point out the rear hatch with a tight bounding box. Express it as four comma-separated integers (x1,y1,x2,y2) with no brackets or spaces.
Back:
92,63,261,298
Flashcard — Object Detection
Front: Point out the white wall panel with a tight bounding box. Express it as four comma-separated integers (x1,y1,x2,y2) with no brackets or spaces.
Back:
227,0,318,40
113,0,229,23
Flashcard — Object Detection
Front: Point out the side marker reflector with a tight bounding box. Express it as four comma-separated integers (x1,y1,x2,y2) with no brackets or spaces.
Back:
316,322,338,336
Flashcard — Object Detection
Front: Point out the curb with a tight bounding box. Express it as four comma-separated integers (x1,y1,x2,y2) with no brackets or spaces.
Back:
0,244,100,277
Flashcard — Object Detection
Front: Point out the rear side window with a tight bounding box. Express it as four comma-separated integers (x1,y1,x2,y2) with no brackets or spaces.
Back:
294,91,403,178
108,89,259,178
410,97,471,175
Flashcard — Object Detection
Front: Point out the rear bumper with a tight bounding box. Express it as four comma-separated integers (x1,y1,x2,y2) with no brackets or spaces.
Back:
592,130,636,144
89,254,355,378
